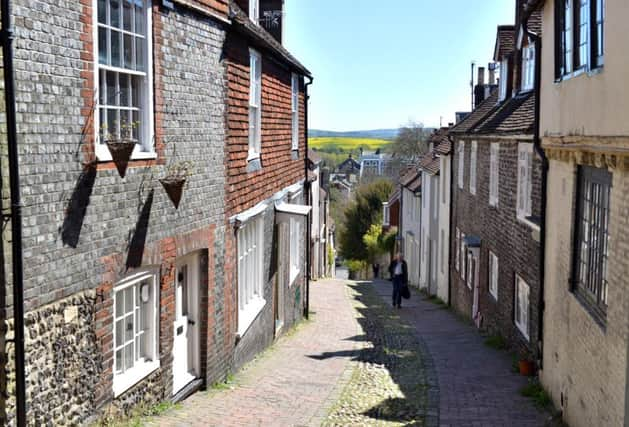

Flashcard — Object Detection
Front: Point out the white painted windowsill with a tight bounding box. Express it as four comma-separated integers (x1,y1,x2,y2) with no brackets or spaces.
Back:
113,359,160,397
237,297,267,338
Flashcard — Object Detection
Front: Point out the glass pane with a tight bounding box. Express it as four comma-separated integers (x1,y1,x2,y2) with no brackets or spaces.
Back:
135,37,144,71
123,0,132,31
98,0,107,23
115,291,124,317
119,74,130,106
106,71,116,105
98,27,108,65
124,34,133,69
110,0,121,28
124,343,134,370
132,75,141,107
107,109,119,140
135,3,144,35
111,30,121,67
125,286,134,313
115,319,124,347
132,110,140,141
120,110,131,139
115,349,123,373
125,315,134,342
99,108,106,143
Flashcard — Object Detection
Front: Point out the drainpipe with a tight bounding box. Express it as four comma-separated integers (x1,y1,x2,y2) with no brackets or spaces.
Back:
304,75,313,319
531,32,547,370
1,1,27,425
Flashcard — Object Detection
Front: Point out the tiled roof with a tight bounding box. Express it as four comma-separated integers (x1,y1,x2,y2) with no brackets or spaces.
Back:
473,91,535,135
308,148,322,165
526,7,543,36
449,90,499,135
229,1,311,77
387,188,400,205
430,128,452,155
399,167,420,188
407,175,422,193
494,25,515,61
418,153,440,175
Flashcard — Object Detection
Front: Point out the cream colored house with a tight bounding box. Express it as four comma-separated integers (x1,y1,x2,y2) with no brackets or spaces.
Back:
524,0,629,426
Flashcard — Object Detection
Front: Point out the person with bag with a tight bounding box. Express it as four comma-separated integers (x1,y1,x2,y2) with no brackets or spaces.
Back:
388,253,408,309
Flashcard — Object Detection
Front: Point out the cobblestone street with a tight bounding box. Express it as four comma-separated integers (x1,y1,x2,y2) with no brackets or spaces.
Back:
143,278,550,427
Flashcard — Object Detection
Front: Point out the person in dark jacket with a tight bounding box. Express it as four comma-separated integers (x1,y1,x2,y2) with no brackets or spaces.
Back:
388,253,408,309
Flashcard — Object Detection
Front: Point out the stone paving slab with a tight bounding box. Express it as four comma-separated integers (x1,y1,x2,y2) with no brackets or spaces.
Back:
145,278,361,427
370,279,550,427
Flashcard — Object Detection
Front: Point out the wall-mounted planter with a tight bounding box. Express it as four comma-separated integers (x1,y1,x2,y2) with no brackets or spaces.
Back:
160,177,186,209
106,140,136,178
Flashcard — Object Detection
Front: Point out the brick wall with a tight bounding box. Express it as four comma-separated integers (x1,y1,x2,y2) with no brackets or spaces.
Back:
450,136,542,359
2,1,228,423
541,154,629,427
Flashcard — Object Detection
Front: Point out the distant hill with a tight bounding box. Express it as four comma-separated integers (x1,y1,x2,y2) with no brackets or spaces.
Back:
309,128,400,140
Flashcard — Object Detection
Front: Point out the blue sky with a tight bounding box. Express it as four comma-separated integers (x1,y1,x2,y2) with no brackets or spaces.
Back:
284,0,515,131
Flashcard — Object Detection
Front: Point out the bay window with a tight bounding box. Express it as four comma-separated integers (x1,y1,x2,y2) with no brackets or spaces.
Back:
113,271,159,396
96,0,154,161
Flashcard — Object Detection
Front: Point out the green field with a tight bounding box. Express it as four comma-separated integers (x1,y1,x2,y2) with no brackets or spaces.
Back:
309,137,392,152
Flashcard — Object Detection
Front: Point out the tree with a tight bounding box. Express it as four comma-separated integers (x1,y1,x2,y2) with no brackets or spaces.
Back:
390,121,429,159
338,179,393,261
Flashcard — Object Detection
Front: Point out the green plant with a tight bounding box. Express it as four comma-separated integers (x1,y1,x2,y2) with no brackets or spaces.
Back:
164,160,194,179
101,120,139,142
345,259,368,274
484,334,507,350
520,379,552,409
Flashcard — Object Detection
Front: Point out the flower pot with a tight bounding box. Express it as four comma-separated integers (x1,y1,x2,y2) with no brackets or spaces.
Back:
160,176,186,209
519,360,535,376
106,139,137,178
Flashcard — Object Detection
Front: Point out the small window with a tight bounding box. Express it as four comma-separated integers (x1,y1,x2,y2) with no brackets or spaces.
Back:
440,229,445,274
489,143,500,206
460,232,466,280
521,43,536,92
113,271,159,396
248,49,262,161
575,0,589,70
488,251,498,300
458,141,465,189
498,59,508,101
382,202,390,227
289,216,301,284
466,251,474,290
515,275,530,340
573,165,611,322
249,0,259,23
238,214,266,335
96,0,154,161
517,143,534,223
470,141,477,195
291,73,299,151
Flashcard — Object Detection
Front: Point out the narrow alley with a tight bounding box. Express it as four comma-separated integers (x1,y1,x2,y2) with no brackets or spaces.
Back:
143,276,550,427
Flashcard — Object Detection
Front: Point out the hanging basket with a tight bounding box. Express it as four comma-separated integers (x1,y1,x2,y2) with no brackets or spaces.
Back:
160,176,186,209
106,139,136,178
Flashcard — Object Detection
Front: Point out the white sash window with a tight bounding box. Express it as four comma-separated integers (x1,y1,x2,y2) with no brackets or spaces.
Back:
469,141,477,195
489,143,500,206
489,251,498,300
291,73,299,151
515,275,530,340
238,215,266,335
249,49,262,160
517,143,534,222
458,141,465,189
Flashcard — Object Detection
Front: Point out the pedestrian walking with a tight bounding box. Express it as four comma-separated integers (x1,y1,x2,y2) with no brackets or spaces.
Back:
388,253,408,309
372,262,380,279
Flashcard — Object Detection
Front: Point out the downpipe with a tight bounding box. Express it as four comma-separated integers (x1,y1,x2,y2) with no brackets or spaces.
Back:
304,75,313,319
1,0,27,425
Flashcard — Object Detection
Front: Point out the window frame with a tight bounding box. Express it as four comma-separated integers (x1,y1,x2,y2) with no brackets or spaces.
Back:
514,274,530,341
469,140,477,195
571,165,611,323
458,141,465,189
94,0,155,162
112,269,160,397
521,42,536,92
237,214,266,336
460,232,466,280
498,58,508,101
289,216,301,285
488,251,498,300
489,142,500,206
248,49,263,161
382,202,390,227
516,143,535,226
291,73,299,151
455,227,460,272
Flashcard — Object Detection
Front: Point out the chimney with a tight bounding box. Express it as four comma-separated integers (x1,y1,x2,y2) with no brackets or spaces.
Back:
477,67,485,86
488,62,496,85
260,0,284,44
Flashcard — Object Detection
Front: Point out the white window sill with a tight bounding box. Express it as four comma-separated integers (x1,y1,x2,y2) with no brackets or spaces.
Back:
517,215,541,232
515,322,530,342
247,152,261,162
96,146,157,163
113,359,160,397
237,297,266,337
289,267,300,286
490,291,498,301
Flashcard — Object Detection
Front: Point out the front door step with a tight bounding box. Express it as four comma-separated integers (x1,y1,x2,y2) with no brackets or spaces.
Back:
171,378,203,404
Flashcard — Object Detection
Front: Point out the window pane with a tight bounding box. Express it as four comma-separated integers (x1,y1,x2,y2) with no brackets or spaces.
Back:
115,349,123,373
123,0,133,31
98,0,107,23
132,75,141,107
124,343,134,370
106,71,116,105
107,109,119,139
135,3,144,35
132,110,140,141
120,74,130,106
115,291,124,317
98,27,108,64
111,30,122,67
125,314,134,342
124,34,133,69
110,0,121,28
124,286,134,313
115,319,124,347
135,37,144,71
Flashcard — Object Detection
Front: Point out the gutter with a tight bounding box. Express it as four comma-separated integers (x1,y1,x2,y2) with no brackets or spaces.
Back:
531,30,547,370
304,75,313,319
1,1,27,425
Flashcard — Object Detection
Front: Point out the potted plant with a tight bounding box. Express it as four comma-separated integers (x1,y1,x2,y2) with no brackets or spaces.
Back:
518,353,536,376
103,121,138,178
160,161,193,209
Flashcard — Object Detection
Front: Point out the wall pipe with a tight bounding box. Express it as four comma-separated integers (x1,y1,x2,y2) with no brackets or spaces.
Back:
303,74,313,319
1,0,27,424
